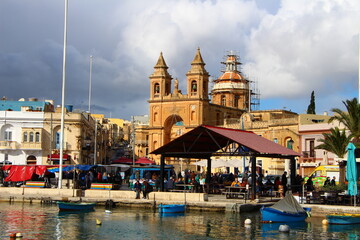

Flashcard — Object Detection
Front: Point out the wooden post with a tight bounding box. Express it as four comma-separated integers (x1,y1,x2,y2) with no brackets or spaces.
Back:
290,156,296,192
251,155,256,200
160,155,165,192
206,157,211,193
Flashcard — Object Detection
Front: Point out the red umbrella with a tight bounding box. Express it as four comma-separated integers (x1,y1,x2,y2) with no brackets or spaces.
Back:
111,157,133,164
135,157,155,165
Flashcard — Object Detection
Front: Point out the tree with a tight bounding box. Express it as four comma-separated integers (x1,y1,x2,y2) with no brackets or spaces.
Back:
330,98,360,144
315,127,351,158
306,91,316,114
315,127,352,184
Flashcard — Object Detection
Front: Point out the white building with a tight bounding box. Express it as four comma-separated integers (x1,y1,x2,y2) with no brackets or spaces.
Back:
0,110,45,165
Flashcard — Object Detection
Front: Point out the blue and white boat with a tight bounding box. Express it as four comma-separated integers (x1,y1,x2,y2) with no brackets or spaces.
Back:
57,201,96,212
158,204,186,213
326,214,360,225
261,194,311,222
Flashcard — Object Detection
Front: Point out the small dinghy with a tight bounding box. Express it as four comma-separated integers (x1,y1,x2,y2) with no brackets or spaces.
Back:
57,201,96,212
326,213,360,225
261,194,311,222
158,204,186,213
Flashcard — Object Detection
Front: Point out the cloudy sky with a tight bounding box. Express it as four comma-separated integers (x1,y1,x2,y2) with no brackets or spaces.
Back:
1,0,360,120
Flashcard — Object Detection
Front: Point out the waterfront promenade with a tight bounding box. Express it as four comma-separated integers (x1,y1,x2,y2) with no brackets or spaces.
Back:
0,186,359,217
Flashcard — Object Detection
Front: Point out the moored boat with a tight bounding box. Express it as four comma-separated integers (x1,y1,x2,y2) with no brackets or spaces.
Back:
158,204,185,213
57,201,96,212
261,194,311,222
326,213,360,225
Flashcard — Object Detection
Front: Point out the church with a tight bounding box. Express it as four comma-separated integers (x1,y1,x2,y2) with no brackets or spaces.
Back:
147,48,253,164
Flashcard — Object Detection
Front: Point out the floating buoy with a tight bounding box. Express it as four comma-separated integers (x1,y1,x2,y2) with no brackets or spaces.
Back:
279,224,290,232
105,210,112,214
244,219,252,225
322,219,328,225
15,233,23,238
96,219,102,225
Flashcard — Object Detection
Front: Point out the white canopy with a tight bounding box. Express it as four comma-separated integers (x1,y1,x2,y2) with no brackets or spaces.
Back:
192,159,237,168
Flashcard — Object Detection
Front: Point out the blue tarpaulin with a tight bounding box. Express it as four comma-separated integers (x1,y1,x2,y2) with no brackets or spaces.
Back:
47,165,95,173
346,143,358,196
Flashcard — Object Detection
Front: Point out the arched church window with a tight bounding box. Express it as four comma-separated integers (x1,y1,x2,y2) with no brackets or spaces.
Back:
191,81,197,95
153,112,158,122
221,95,226,106
190,111,195,121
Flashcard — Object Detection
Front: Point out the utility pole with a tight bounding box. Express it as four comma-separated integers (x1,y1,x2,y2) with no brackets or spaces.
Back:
132,116,135,165
94,120,97,165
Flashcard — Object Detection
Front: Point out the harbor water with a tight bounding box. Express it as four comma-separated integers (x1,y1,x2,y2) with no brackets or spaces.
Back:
1,202,360,240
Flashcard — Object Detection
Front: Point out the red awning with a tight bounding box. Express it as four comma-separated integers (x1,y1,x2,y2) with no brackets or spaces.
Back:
4,165,48,182
135,157,155,165
111,157,133,164
48,154,70,161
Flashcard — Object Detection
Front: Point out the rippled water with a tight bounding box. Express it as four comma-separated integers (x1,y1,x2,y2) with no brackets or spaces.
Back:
0,202,360,239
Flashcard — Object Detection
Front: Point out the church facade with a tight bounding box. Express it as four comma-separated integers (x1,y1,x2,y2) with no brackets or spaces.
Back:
147,49,251,163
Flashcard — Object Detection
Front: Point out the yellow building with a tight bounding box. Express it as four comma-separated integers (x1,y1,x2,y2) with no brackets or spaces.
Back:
223,110,299,175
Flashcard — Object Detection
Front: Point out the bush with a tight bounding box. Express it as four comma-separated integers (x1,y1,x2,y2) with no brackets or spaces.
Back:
320,183,347,192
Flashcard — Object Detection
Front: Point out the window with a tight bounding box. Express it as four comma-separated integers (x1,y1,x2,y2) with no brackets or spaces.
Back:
29,132,34,142
191,111,195,121
221,95,226,106
153,112,158,122
4,130,12,141
35,132,40,142
309,140,315,157
23,132,28,142
234,95,239,107
216,113,220,125
55,132,60,149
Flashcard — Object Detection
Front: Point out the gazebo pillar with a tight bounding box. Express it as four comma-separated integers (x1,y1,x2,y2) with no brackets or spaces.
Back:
290,156,296,192
160,154,165,191
250,155,256,200
206,156,212,193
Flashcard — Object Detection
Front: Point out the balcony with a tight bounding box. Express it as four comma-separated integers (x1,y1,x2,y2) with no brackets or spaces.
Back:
302,151,316,163
135,140,148,146
21,142,42,150
0,141,19,150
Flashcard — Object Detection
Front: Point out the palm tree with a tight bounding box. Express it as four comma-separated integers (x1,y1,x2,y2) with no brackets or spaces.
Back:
316,127,351,158
330,98,360,144
316,127,352,184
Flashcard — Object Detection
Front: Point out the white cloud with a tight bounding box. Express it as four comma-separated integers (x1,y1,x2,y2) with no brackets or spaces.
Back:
245,0,360,109
0,0,359,118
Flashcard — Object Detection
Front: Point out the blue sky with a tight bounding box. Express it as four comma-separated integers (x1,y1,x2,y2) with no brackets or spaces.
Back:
1,0,360,120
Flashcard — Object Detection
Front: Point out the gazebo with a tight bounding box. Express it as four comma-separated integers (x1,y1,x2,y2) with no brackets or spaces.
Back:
151,125,300,199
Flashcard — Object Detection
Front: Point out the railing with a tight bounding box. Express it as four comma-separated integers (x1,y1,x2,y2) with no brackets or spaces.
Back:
0,141,19,150
135,140,148,145
21,142,42,150
302,151,316,158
